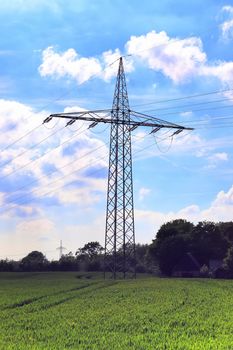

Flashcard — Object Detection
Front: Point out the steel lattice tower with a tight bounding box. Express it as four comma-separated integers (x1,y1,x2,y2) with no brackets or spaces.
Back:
46,57,193,280
104,57,135,279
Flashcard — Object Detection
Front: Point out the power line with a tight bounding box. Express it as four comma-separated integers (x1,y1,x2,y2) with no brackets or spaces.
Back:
0,127,173,216
0,56,122,156
1,124,66,169
136,103,233,122
0,125,91,182
131,88,233,108
0,154,108,215
133,97,231,113
0,124,42,152
7,143,107,195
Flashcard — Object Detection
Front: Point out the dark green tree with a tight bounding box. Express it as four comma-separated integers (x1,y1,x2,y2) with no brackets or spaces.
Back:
155,219,194,241
190,222,228,265
59,252,78,271
223,247,233,277
156,235,189,276
149,219,193,275
218,222,233,243
76,242,104,272
20,251,48,271
76,242,104,260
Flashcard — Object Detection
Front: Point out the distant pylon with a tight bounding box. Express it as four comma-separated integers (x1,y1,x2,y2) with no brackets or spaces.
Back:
104,57,135,279
56,240,66,260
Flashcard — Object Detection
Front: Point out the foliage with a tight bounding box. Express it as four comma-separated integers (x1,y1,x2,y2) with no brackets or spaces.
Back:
151,220,230,276
218,222,233,243
190,222,228,264
76,242,104,271
135,243,153,273
59,252,78,271
20,251,48,271
200,264,210,278
155,219,194,241
223,246,233,277
76,241,104,259
156,235,189,276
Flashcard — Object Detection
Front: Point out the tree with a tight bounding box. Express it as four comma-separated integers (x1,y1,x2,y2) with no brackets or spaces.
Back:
76,242,104,272
76,242,104,260
190,222,228,265
155,235,189,276
150,219,230,276
59,252,78,271
219,222,233,243
223,247,233,277
0,259,15,272
149,219,193,275
135,244,153,273
20,251,48,271
155,219,194,242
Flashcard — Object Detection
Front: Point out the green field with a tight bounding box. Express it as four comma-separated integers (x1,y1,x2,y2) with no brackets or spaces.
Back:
0,273,233,349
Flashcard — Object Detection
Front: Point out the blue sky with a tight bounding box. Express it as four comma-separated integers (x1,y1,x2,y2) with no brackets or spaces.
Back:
0,0,233,260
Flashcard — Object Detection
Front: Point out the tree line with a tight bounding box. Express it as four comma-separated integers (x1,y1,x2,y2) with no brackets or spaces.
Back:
1,220,233,278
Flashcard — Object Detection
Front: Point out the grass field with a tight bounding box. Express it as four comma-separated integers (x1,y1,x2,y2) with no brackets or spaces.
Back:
0,272,233,349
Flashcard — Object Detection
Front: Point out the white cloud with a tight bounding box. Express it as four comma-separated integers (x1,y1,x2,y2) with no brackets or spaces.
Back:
209,152,228,162
0,99,109,217
221,19,233,38
39,47,134,84
135,185,233,242
0,0,61,14
38,30,233,96
125,30,206,84
180,111,193,117
201,61,233,89
39,47,102,84
220,6,233,40
206,152,228,169
101,49,134,81
0,217,57,260
139,187,151,201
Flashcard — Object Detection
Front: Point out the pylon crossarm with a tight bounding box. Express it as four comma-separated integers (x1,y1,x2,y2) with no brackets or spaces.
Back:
129,110,194,131
46,112,193,131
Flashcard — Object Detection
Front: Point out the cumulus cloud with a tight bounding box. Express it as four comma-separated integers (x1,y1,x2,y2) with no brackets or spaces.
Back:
201,61,233,90
139,187,151,201
0,217,57,260
0,99,109,218
208,152,228,164
220,6,233,40
135,185,233,242
39,47,134,84
125,30,206,84
39,47,102,84
38,29,233,94
125,29,233,90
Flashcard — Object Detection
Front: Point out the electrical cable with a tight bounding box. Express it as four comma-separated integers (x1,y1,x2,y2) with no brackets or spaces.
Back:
0,129,170,215
140,101,233,116
0,124,42,152
0,125,90,182
4,143,107,200
134,97,232,113
0,154,108,215
1,125,67,168
130,88,233,108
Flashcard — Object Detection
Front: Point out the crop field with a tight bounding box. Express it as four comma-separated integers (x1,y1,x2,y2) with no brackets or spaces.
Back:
0,273,233,349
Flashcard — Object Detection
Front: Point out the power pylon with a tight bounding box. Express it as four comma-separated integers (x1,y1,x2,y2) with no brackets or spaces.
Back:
44,57,193,279
56,240,66,260
105,58,135,279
